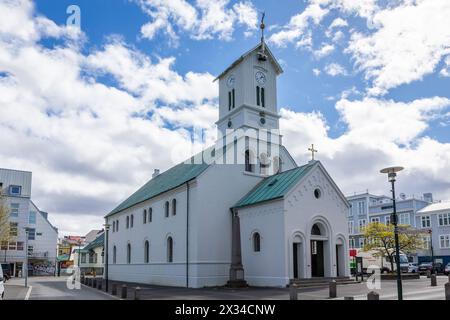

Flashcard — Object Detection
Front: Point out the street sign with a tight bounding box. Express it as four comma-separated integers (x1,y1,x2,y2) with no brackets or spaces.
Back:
349,249,357,257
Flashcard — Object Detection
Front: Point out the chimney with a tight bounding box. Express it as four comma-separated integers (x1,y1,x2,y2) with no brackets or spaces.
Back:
152,169,160,179
423,193,433,203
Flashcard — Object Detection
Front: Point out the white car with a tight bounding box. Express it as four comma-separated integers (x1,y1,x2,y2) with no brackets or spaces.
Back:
407,263,419,273
0,265,5,300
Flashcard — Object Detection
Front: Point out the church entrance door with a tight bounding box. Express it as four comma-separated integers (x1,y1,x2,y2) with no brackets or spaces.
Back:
311,240,324,277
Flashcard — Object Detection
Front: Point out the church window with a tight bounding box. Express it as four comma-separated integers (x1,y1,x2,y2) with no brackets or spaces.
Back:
172,199,177,216
127,243,131,264
261,87,265,108
113,221,116,232
130,214,134,228
149,208,153,222
253,232,261,252
143,209,147,224
144,240,150,263
165,201,170,218
232,89,235,108
126,216,129,229
245,150,254,173
311,224,321,236
256,86,260,106
167,237,173,263
113,246,116,264
228,91,232,111
314,188,322,199
116,220,119,232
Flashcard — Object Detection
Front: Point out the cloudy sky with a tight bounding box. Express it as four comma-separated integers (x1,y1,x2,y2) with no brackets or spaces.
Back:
1,0,449,236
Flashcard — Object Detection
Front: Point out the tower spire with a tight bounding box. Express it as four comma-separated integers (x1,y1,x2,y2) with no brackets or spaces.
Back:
258,12,267,61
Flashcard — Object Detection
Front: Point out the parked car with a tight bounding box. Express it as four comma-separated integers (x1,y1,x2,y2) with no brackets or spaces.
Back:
418,262,444,275
1,264,11,281
0,264,5,300
407,263,419,273
444,263,450,275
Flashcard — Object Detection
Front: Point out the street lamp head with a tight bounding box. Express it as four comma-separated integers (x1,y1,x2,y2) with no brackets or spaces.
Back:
103,223,111,231
380,166,404,182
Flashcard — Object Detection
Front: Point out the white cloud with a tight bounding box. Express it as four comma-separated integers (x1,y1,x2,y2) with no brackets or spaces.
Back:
324,62,347,76
138,0,258,43
440,56,450,77
313,43,334,59
328,17,348,29
312,68,321,76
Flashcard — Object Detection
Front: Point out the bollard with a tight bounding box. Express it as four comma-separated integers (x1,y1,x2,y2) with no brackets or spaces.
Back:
426,270,431,278
121,284,128,299
445,282,450,300
97,279,102,290
134,287,141,300
289,285,298,300
431,274,437,287
112,283,117,295
367,291,379,300
329,280,337,298
92,278,97,288
344,296,354,300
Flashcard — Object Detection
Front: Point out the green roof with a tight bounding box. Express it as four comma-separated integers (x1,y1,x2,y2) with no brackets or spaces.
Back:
106,160,210,217
234,161,317,208
84,232,104,251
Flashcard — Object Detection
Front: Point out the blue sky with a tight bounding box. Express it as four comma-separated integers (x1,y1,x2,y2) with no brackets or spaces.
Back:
1,0,450,234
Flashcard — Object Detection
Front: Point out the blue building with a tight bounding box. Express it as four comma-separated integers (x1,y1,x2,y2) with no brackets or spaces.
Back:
346,191,431,262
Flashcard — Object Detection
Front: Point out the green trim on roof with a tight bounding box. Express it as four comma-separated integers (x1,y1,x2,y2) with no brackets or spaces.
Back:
83,232,104,251
106,160,210,217
57,254,70,261
233,162,317,208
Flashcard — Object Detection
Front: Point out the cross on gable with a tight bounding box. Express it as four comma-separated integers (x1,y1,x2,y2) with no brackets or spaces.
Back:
308,144,318,161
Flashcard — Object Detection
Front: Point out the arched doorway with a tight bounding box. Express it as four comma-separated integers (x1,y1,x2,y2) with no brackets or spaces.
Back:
335,235,346,277
292,233,305,279
310,222,329,277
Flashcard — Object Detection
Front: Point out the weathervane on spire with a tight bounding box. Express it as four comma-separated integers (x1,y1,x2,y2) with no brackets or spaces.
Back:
258,11,267,61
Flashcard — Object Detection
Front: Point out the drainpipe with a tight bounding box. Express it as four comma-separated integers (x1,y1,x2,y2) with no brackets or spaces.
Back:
186,181,190,288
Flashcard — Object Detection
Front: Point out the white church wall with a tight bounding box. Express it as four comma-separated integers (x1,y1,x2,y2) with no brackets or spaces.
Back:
239,200,287,287
284,164,350,279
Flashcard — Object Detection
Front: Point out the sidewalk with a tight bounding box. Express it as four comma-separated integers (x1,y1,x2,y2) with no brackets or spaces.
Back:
3,277,31,300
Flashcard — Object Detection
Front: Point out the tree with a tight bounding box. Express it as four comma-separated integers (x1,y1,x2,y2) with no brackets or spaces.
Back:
0,187,11,256
361,222,426,272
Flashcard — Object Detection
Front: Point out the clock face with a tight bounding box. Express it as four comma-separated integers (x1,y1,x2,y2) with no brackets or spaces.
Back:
255,71,266,85
226,75,235,88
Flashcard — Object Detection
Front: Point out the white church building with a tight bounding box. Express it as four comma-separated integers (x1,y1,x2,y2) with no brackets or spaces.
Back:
105,37,350,288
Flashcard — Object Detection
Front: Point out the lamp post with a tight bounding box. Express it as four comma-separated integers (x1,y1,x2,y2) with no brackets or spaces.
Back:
103,223,111,292
77,240,82,268
428,229,435,273
380,166,404,300
24,227,29,287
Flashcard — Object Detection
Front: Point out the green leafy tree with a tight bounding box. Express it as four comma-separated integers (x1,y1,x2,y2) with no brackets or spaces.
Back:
361,222,426,272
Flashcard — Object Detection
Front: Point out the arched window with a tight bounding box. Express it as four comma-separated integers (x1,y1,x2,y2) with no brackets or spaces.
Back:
126,216,130,229
253,232,261,252
311,224,321,236
167,237,173,263
256,86,260,106
232,89,235,109
228,91,232,111
113,246,116,264
130,214,134,228
165,201,170,218
116,220,119,232
172,199,177,216
245,150,254,172
144,241,150,263
261,87,265,108
143,209,147,224
149,208,152,222
112,221,116,232
127,243,131,264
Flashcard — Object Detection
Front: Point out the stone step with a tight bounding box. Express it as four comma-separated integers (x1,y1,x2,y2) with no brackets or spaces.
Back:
289,277,357,288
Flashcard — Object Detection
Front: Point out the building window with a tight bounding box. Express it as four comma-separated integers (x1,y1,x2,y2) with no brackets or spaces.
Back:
172,199,177,216
314,188,322,199
81,253,87,263
256,86,260,106
348,221,354,234
9,185,22,196
127,243,131,264
439,235,450,249
359,238,365,248
253,232,261,252
165,201,170,218
167,237,173,263
116,220,119,232
358,219,366,232
143,209,147,224
422,236,431,250
29,211,36,224
112,221,116,232
261,87,265,108
349,238,355,249
232,89,235,109
148,208,152,222
10,203,19,217
398,213,410,225
385,216,391,225
0,242,7,250
17,242,24,251
28,228,36,240
421,215,431,228
245,150,254,172
144,241,150,263
348,205,353,217
228,91,232,111
358,201,366,215
8,242,16,251
130,214,134,228
370,217,380,223
113,246,117,264
438,213,450,226
9,222,18,237
126,216,130,229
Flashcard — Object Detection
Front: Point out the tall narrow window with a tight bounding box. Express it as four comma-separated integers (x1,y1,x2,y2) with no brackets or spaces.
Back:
261,87,265,108
116,220,119,232
113,221,116,232
127,243,131,264
256,86,260,106
113,246,117,264
126,216,130,229
172,199,177,216
144,241,150,263
143,209,147,224
228,91,232,111
245,150,253,172
253,232,261,252
167,237,173,263
130,214,134,228
165,201,170,218
149,208,152,222
232,89,235,108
